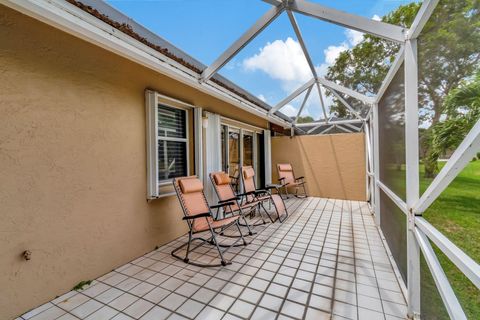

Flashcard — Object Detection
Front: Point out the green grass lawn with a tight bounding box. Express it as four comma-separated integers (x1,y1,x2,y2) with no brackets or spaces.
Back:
420,160,480,319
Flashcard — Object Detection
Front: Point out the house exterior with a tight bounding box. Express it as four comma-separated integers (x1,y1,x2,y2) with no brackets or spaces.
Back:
0,2,366,318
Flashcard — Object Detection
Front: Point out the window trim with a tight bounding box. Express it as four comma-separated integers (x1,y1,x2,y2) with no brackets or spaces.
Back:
146,90,193,199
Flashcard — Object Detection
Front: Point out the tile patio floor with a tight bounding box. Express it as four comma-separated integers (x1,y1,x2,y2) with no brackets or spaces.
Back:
19,197,407,320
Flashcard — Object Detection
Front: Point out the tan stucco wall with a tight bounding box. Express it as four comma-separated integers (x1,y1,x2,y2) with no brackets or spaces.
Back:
0,6,269,319
271,134,367,201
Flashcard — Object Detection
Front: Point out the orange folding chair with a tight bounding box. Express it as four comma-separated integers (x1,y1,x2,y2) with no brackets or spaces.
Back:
276,163,308,198
210,171,270,232
241,166,288,223
172,176,247,267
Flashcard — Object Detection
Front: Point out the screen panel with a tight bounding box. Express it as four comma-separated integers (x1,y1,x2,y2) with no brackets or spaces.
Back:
380,189,407,284
378,63,406,200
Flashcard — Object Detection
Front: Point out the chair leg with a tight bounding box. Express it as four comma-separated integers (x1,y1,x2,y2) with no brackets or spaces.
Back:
207,222,230,266
260,202,276,223
259,204,267,224
184,231,193,263
235,221,248,246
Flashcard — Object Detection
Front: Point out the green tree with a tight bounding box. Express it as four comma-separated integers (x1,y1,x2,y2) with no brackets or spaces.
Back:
326,0,480,177
427,70,480,163
295,115,314,123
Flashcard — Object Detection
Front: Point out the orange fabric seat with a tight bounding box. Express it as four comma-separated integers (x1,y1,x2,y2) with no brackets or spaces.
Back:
172,176,246,267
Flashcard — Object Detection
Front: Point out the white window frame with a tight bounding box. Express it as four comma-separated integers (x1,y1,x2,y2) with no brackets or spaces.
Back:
146,90,193,199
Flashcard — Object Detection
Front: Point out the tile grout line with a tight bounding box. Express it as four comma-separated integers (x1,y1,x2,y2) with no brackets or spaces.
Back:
218,197,317,319
268,197,330,320
49,198,303,320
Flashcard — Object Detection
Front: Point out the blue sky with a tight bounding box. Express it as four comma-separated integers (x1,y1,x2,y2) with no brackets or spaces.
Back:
106,0,413,119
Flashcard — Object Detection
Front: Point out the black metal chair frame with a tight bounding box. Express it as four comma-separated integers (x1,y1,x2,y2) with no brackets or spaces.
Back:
240,167,289,223
277,166,308,199
171,177,248,267
209,173,268,235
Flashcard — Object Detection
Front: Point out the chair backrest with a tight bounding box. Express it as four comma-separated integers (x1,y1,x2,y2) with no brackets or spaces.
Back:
173,176,212,232
210,171,240,212
241,166,257,202
277,163,295,184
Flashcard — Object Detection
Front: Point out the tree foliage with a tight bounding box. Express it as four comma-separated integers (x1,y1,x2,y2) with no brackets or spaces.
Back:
326,0,480,177
427,71,480,163
295,116,314,123
326,3,420,117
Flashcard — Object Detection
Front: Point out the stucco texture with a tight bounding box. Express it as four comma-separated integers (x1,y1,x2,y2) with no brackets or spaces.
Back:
271,134,367,201
0,5,268,319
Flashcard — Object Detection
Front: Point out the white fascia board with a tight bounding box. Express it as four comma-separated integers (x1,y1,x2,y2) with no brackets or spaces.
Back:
289,0,406,43
201,5,284,82
270,78,316,114
317,78,376,105
0,0,291,128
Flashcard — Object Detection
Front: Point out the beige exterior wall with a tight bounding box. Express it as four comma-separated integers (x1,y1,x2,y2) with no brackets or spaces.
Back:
0,6,269,319
271,134,367,201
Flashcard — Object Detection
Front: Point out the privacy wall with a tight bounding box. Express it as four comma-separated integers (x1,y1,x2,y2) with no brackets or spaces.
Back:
271,133,366,201
0,6,269,319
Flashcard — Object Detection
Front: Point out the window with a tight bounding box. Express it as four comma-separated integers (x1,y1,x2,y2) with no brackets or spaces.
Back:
146,90,194,199
157,105,188,181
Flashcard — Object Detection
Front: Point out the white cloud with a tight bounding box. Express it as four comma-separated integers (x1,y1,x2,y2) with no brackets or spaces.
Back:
316,42,349,76
372,14,381,21
345,29,364,46
281,104,298,117
324,43,349,65
258,94,267,102
243,37,312,91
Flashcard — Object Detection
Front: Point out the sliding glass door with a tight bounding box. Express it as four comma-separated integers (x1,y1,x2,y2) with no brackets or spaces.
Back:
220,124,263,192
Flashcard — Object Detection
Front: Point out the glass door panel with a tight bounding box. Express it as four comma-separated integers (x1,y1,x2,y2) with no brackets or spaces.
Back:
221,125,228,172
243,131,254,167
228,129,240,192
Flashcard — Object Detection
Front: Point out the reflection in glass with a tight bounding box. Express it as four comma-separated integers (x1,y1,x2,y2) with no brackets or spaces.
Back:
243,132,253,167
228,130,240,192
158,140,187,181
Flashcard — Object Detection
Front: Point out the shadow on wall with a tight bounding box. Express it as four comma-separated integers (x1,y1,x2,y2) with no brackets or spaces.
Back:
271,133,366,201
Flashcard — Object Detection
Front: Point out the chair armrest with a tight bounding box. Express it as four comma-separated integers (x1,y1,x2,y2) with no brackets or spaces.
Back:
278,177,286,182
210,202,235,209
182,212,210,220
254,189,269,195
265,185,277,190
237,191,256,197
295,176,305,180
218,196,239,203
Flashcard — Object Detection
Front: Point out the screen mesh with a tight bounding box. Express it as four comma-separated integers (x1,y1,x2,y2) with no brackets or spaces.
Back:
380,189,407,284
378,63,406,200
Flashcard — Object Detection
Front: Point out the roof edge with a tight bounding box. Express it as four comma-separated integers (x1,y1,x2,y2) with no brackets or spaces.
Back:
1,0,292,127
